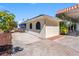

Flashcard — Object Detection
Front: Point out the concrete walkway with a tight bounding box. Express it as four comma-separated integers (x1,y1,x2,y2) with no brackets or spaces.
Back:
11,32,79,56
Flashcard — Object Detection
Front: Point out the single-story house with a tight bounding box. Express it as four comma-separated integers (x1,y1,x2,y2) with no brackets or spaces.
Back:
20,14,62,38
20,4,79,39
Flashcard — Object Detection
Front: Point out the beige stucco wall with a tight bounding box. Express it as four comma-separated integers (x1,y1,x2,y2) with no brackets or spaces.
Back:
25,15,60,39
46,26,59,38
40,25,46,39
45,16,60,38
26,16,45,33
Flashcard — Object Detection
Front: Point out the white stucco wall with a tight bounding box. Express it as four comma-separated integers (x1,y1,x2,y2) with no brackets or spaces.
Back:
76,23,79,31
46,26,59,38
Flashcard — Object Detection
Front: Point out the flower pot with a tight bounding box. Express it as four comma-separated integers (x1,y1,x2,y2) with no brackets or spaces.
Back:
0,33,12,55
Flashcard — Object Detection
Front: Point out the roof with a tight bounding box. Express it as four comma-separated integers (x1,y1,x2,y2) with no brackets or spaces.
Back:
25,14,48,22
56,4,79,22
57,4,79,14
25,14,62,23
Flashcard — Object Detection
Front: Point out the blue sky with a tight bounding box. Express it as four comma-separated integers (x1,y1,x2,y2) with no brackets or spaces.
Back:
0,3,76,23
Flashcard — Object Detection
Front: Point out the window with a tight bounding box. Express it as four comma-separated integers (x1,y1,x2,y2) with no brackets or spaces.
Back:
30,23,32,29
36,22,41,30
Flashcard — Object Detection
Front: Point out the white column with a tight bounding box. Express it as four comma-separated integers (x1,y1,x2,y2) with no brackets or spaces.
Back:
76,23,79,31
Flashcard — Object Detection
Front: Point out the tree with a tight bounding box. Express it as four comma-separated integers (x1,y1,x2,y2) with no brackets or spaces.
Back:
57,13,70,35
57,13,76,35
0,10,17,32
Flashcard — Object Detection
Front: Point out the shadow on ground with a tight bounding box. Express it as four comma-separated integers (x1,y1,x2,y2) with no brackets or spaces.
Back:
0,46,23,55
67,31,79,37
11,46,23,54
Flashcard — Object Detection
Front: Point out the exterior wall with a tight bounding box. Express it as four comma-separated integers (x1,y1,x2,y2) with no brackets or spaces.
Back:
26,16,45,33
25,15,60,39
45,16,59,38
27,25,46,39
76,23,79,31
46,26,59,38
40,25,46,39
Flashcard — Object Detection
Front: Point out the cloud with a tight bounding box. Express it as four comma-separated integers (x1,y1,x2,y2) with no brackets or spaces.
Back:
0,5,6,10
18,20,23,24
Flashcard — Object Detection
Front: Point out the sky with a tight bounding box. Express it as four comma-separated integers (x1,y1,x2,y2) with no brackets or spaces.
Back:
0,3,76,23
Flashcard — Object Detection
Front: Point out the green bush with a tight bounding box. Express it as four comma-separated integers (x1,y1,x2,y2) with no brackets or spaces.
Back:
0,10,17,32
60,22,68,35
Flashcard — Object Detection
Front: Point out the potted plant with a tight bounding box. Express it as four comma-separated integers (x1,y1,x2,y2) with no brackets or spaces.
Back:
0,10,17,54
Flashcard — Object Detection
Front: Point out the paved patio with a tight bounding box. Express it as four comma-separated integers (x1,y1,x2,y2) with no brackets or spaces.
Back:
11,32,79,56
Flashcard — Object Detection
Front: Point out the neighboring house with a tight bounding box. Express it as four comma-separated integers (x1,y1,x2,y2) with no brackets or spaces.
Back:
56,4,79,32
19,22,26,30
22,14,62,38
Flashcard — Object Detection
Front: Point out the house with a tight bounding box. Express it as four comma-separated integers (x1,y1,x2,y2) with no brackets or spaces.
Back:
19,22,26,30
20,14,62,38
56,4,79,33
19,4,79,39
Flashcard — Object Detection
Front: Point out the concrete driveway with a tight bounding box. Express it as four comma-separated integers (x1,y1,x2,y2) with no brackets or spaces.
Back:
54,35,79,52
11,32,79,56
12,32,42,47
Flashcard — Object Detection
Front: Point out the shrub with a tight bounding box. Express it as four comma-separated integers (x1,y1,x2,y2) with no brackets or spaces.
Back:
0,10,17,32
